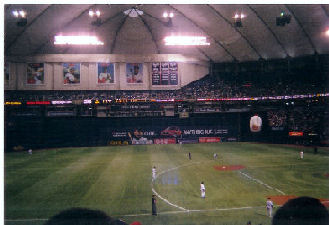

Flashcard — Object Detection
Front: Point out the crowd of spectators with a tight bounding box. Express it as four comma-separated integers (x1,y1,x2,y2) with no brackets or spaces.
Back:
4,69,328,102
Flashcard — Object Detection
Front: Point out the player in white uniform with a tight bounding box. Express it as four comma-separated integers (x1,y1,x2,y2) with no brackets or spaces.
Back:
300,151,304,159
200,182,205,198
266,197,274,217
152,166,156,181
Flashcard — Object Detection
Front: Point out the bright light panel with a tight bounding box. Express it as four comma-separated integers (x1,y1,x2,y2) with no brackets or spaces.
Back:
325,29,329,37
12,11,19,17
163,12,168,18
169,12,174,18
19,10,26,17
164,36,210,46
54,36,104,45
89,10,94,17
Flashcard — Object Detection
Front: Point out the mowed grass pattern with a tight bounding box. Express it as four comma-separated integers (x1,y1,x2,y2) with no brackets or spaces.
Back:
5,143,329,225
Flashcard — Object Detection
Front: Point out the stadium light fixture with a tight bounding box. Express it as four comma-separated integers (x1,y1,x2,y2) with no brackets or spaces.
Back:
164,36,210,46
276,11,291,27
12,10,27,26
325,28,329,37
233,13,245,27
89,10,102,26
54,35,104,45
12,10,19,17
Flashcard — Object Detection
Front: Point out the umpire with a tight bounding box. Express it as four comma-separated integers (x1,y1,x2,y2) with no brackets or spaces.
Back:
152,195,157,216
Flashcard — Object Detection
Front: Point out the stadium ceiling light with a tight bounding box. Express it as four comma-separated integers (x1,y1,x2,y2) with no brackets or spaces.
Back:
164,36,210,46
89,10,101,18
123,8,143,18
325,28,329,37
276,11,291,27
12,10,19,17
233,13,245,27
54,35,104,45
163,12,168,18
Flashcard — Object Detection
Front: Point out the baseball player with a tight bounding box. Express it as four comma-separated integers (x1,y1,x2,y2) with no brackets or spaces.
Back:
266,197,274,217
200,182,206,198
152,166,156,181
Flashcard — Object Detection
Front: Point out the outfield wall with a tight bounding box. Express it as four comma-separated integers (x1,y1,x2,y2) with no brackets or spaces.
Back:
5,112,297,151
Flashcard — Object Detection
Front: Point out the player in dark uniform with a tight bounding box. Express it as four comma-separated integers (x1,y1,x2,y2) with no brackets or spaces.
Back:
152,195,157,216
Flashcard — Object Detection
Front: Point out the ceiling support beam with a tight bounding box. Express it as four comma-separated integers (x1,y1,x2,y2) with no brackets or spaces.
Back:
32,5,95,55
247,5,289,58
168,5,237,61
139,15,160,54
110,15,129,54
321,5,329,17
207,4,262,59
6,5,53,53
285,5,317,53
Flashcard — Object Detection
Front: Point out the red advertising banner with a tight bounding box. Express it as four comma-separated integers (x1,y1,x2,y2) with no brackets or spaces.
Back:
289,132,303,136
153,138,176,144
199,137,221,143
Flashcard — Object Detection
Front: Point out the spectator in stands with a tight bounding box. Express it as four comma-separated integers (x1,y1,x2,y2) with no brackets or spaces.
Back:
44,207,128,225
272,196,329,225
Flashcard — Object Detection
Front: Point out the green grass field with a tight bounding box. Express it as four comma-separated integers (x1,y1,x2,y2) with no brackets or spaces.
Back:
5,143,329,225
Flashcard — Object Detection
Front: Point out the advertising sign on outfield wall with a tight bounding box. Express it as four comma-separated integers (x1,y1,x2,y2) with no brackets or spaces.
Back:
199,137,221,143
153,138,176,144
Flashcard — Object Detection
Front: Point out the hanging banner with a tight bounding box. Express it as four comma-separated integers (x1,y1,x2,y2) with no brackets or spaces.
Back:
5,62,10,81
169,62,178,85
152,62,178,85
63,63,80,84
126,63,143,83
27,63,44,85
151,62,161,85
97,63,114,84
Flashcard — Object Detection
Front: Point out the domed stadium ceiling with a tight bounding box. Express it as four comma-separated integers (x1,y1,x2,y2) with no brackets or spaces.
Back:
4,4,329,62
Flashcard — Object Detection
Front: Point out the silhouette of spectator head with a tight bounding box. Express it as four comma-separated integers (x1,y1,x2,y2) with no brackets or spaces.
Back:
44,208,124,225
272,196,329,225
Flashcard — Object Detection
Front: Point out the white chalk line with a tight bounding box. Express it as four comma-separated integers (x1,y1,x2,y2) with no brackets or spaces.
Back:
239,171,285,195
151,160,207,212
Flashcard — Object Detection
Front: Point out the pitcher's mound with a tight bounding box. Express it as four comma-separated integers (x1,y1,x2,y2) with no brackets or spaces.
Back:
214,165,245,171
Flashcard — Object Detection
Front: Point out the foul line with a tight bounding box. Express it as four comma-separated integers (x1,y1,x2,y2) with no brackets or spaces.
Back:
151,160,209,211
239,171,285,195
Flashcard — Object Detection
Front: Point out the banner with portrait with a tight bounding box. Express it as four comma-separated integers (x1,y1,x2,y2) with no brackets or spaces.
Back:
126,63,143,83
5,62,10,81
27,63,44,85
97,63,114,84
63,63,80,84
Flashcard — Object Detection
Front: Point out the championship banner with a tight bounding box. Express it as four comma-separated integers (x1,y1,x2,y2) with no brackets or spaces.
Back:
152,62,178,85
27,63,44,85
97,63,114,84
63,63,80,84
5,62,10,81
169,62,178,85
160,62,169,85
151,62,161,85
126,63,143,83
